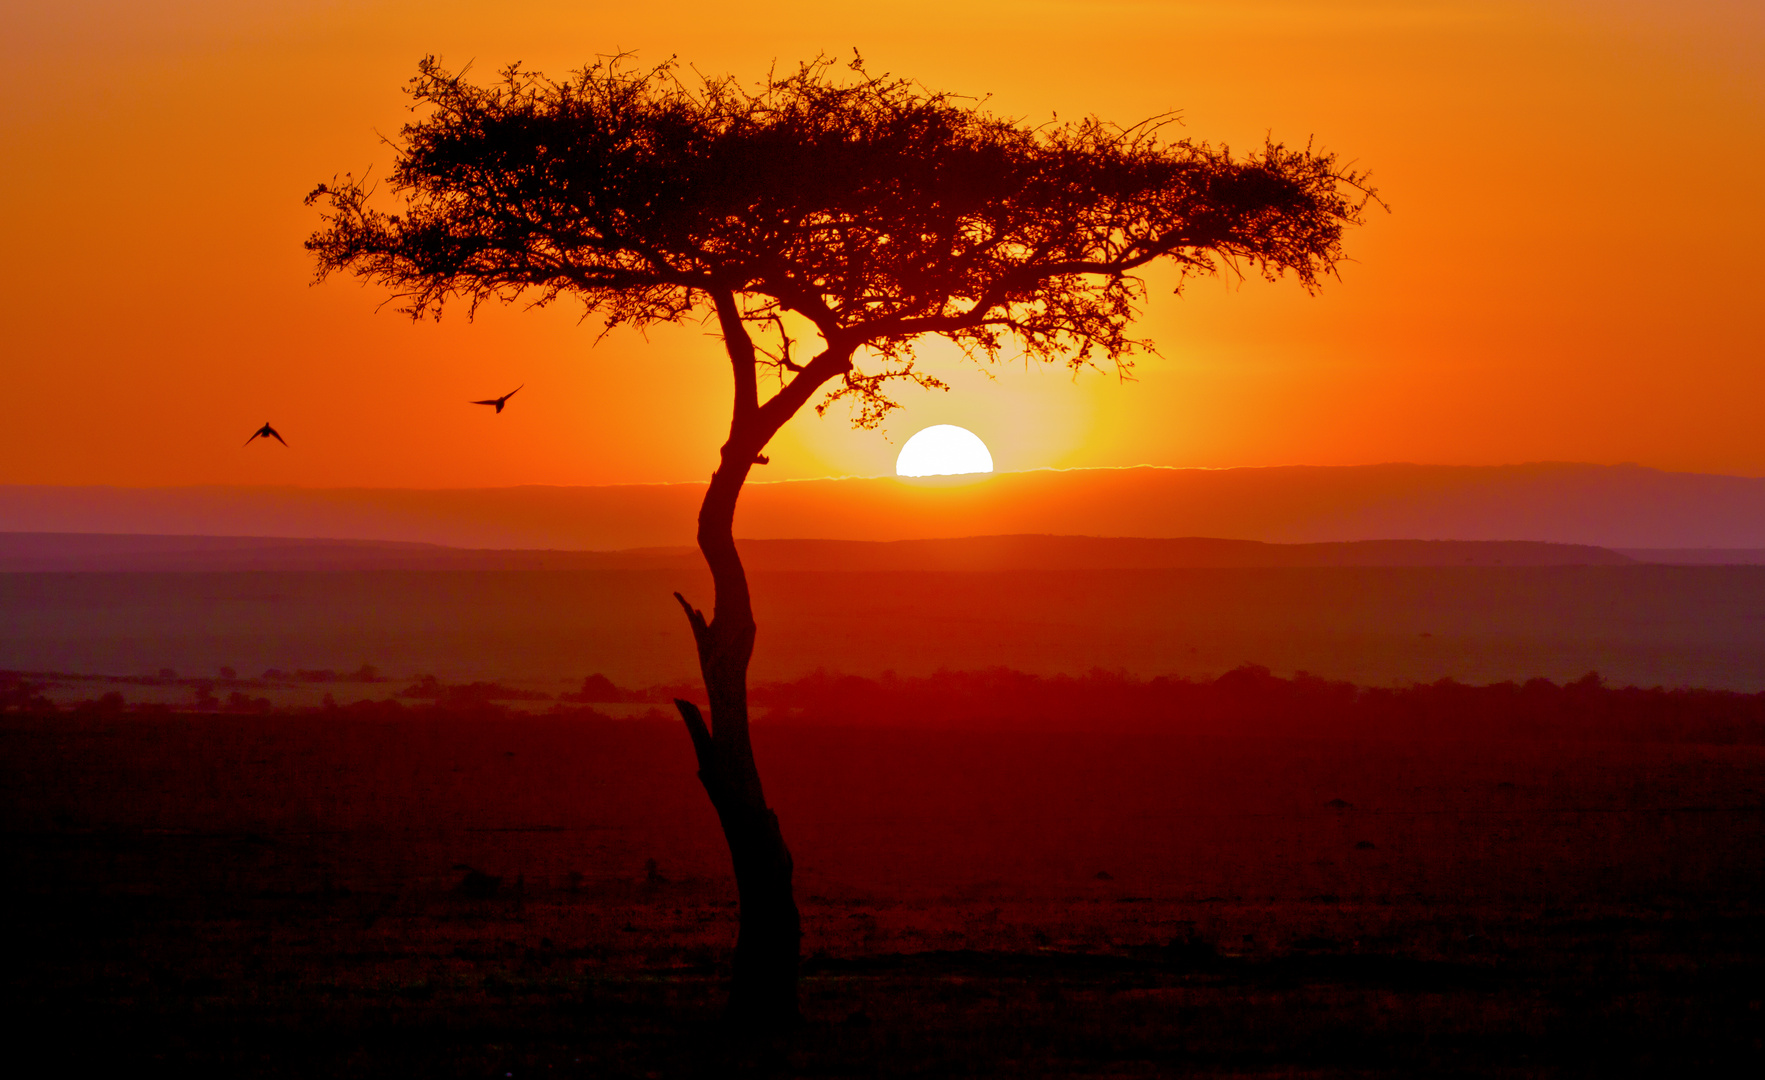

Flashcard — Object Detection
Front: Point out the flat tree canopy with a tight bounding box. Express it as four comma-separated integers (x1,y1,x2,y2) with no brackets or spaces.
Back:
308,54,1372,428
307,52,1375,1024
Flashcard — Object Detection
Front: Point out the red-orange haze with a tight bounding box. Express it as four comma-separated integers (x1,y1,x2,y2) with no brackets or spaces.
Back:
2,1,1762,491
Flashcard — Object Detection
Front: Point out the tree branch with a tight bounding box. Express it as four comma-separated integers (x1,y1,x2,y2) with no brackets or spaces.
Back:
674,697,715,770
713,288,760,422
673,591,711,655
749,313,803,373
754,347,856,442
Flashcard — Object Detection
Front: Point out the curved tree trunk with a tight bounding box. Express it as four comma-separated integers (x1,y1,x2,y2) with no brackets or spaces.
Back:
671,457,801,1024
668,291,854,1026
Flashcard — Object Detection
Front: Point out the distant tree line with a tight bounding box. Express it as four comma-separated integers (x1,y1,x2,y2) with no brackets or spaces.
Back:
10,666,1765,744
739,666,1765,745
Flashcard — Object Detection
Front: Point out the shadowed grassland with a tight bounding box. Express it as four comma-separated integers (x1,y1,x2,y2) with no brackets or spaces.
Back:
3,703,1761,1076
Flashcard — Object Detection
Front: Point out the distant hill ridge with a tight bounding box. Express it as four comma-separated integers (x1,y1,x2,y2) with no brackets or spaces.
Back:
0,532,1644,572
9,462,1765,549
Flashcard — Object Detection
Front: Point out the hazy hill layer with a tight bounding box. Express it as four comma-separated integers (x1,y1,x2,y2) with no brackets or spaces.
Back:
0,532,1634,572
7,565,1765,691
8,462,1765,549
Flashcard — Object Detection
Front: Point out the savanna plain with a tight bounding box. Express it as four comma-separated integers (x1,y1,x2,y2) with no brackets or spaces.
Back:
4,563,1763,1077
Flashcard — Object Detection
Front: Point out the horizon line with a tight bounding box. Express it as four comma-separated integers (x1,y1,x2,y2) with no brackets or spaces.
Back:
0,459,1746,493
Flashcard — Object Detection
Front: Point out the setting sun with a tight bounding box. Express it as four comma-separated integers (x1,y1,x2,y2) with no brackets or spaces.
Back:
895,425,995,477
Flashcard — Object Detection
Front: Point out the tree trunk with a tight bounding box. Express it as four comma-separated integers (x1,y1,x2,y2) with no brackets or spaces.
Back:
672,447,801,1026
668,292,854,1026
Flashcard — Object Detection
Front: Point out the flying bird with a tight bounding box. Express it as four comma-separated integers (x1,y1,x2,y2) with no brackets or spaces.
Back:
471,384,524,413
244,422,287,447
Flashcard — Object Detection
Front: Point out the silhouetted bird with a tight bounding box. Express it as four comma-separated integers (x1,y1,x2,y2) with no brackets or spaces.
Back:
471,384,523,413
244,423,287,447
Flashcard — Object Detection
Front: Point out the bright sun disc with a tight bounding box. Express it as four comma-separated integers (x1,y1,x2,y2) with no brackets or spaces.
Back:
895,425,994,477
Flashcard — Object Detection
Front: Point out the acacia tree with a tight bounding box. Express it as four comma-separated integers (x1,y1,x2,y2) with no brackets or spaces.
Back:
307,54,1373,1024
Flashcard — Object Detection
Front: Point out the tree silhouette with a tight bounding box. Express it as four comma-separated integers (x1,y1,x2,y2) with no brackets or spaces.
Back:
306,53,1375,1024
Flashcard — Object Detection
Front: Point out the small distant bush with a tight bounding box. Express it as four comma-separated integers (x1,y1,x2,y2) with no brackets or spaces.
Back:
561,673,636,703
402,675,444,699
75,691,126,716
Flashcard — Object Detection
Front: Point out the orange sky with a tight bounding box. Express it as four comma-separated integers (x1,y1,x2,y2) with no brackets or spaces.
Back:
3,1,1762,488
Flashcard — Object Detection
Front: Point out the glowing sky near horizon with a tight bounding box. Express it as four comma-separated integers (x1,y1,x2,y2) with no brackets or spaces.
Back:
1,1,1761,489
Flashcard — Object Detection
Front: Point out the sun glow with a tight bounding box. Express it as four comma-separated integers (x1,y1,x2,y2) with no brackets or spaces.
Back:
895,425,995,477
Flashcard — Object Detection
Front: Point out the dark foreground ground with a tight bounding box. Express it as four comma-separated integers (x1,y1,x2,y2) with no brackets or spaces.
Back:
3,706,1762,1077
